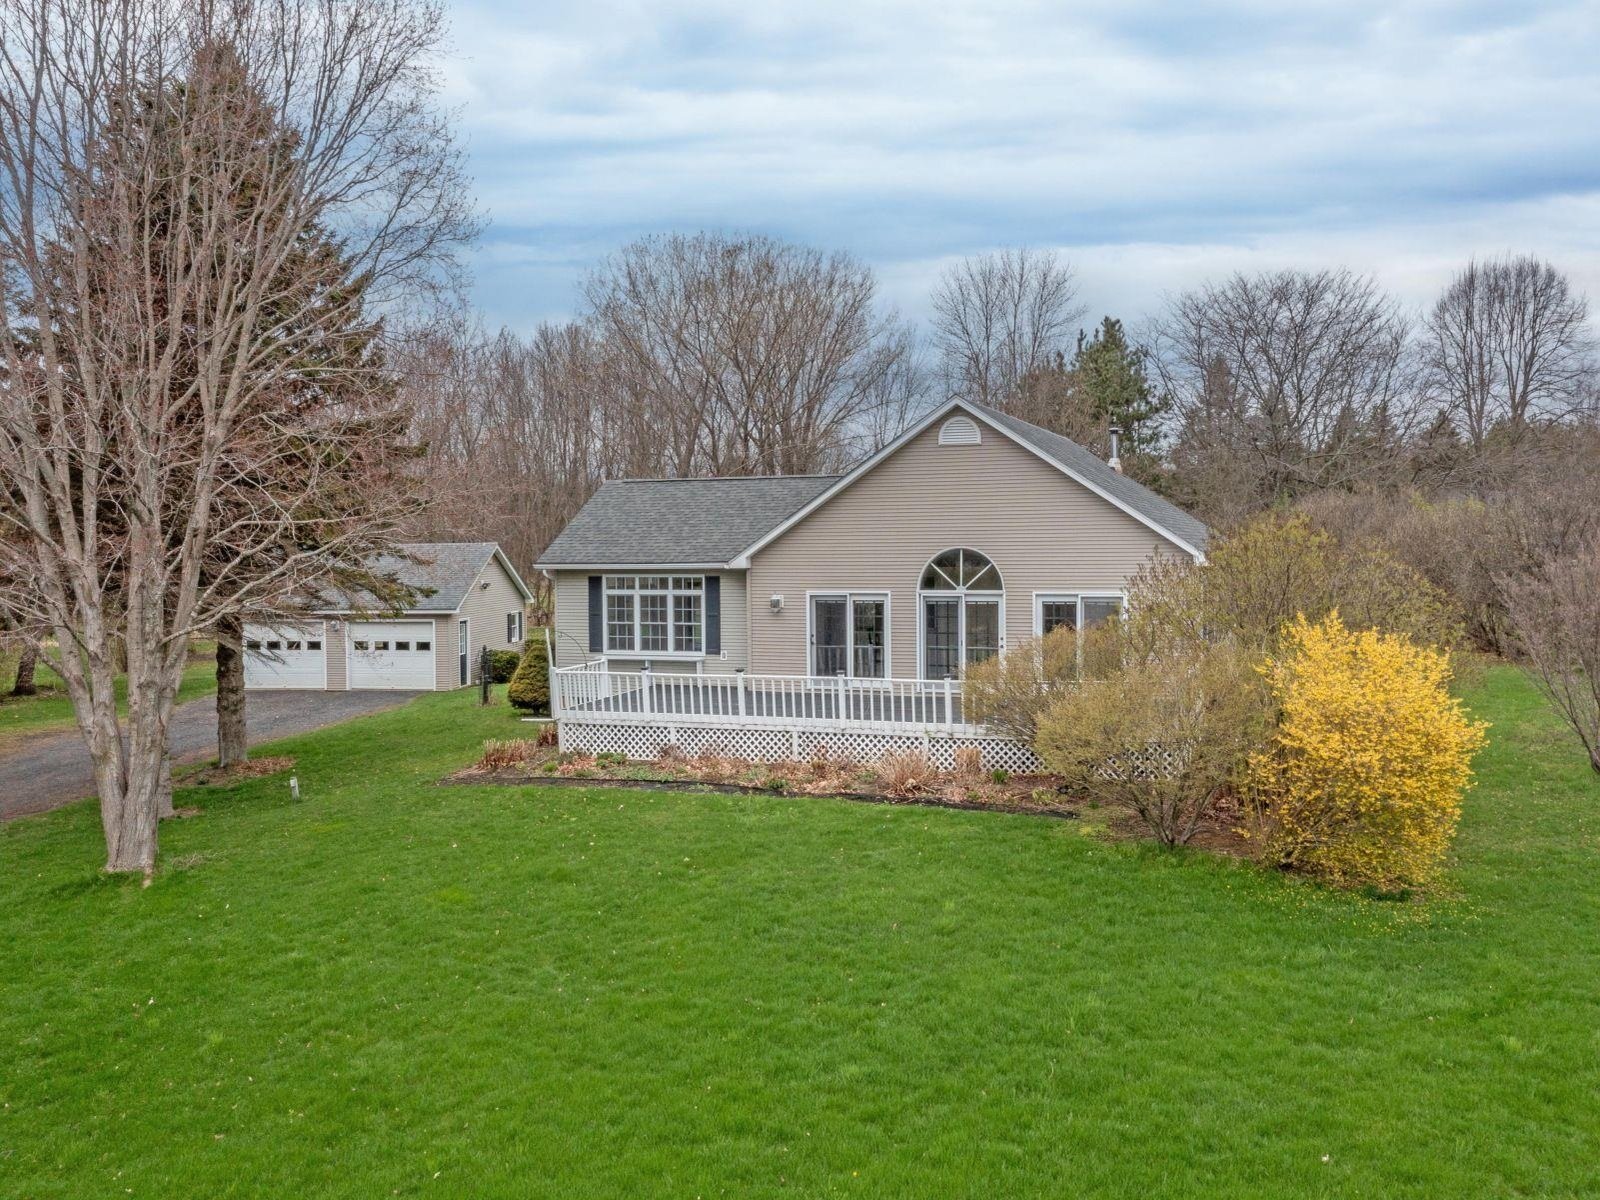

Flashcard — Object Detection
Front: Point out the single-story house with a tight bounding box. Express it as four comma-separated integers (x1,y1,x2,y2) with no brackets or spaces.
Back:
536,398,1209,686
244,542,533,691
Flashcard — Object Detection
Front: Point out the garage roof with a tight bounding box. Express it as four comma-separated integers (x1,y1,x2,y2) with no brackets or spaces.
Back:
322,542,531,614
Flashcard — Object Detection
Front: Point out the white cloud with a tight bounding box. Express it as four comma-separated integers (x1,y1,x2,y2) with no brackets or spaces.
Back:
439,0,1600,333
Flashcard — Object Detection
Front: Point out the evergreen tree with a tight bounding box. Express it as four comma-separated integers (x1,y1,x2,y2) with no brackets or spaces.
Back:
508,629,551,713
1006,317,1170,487
1073,317,1169,464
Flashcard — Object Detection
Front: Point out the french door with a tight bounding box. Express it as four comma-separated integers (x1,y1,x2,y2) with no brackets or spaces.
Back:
809,593,887,679
921,595,1002,680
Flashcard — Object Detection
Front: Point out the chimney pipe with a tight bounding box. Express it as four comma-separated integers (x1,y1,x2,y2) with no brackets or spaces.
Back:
1108,425,1124,474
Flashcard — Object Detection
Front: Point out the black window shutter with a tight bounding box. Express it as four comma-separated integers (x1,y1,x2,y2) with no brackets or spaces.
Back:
587,575,603,652
704,576,721,655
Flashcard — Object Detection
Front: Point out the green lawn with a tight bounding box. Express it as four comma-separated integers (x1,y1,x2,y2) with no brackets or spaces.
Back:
2,668,1597,1197
0,643,218,748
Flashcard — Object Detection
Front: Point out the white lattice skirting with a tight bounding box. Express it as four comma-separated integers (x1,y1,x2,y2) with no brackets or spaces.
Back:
558,721,1043,773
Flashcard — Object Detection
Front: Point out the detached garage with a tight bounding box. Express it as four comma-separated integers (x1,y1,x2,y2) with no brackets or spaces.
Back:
244,542,533,693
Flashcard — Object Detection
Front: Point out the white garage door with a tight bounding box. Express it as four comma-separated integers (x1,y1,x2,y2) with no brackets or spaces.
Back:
348,621,436,690
244,623,327,690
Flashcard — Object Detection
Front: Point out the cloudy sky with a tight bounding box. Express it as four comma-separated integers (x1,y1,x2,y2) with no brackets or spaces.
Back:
439,0,1600,335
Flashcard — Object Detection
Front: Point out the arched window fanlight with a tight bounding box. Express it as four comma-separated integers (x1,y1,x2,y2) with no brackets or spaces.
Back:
920,548,1002,592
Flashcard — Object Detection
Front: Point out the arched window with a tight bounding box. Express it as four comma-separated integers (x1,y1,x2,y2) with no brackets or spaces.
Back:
920,547,1002,592
918,549,1003,678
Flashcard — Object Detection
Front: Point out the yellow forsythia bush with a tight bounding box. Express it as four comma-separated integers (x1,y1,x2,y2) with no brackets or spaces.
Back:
1249,613,1487,890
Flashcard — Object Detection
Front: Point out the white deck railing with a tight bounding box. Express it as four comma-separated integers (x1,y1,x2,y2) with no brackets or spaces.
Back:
553,660,982,736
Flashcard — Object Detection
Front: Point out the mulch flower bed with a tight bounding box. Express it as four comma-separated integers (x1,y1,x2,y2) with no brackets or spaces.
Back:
449,742,1085,818
447,740,1264,855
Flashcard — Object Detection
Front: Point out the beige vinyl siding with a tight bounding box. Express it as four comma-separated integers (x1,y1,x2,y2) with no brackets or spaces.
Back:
549,568,748,674
552,570,590,670
432,615,458,690
435,554,529,689
747,420,1192,677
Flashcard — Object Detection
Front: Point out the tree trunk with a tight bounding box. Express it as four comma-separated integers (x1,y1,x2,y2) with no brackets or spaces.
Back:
155,754,175,820
88,707,159,877
95,598,182,875
10,642,38,696
215,614,247,769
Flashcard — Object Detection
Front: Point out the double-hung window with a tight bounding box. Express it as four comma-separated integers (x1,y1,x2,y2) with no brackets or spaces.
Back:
603,575,704,655
1034,593,1125,637
506,611,523,645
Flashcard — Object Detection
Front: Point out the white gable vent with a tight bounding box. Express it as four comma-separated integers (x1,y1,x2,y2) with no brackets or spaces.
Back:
938,415,982,446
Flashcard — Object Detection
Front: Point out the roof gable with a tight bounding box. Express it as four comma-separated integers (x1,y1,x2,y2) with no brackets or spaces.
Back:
963,403,1211,555
733,400,1210,564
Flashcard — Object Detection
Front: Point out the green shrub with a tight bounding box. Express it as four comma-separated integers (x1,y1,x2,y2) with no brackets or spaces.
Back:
1123,512,1463,659
486,649,521,683
507,630,551,712
964,624,1110,743
1035,639,1270,846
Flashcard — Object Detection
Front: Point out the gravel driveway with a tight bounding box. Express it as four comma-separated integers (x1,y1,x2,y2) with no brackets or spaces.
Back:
0,690,423,820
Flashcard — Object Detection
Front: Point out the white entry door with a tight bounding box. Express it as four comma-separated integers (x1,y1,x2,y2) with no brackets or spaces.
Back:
243,623,327,689
348,621,436,690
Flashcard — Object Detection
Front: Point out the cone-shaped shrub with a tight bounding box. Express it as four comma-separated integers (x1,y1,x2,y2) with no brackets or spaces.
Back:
508,629,551,713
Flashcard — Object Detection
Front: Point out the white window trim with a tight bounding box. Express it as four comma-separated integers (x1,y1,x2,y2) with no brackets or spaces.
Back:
919,546,1004,593
507,610,524,645
916,549,1005,681
804,589,892,681
1031,590,1128,637
916,592,1006,681
458,618,470,686
602,574,706,658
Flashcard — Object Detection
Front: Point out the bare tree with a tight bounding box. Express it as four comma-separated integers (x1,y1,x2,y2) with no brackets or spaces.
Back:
1154,269,1420,525
1502,534,1600,775
582,232,923,478
402,248,928,610
930,247,1084,405
1424,256,1594,452
400,319,613,609
0,0,472,873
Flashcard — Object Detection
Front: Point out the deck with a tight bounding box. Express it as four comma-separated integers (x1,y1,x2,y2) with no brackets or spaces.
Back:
553,662,978,735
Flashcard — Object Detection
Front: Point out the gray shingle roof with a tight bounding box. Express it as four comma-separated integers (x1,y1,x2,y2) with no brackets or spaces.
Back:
323,542,503,613
537,476,841,567
966,402,1211,551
